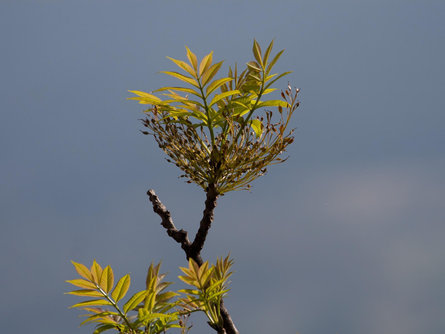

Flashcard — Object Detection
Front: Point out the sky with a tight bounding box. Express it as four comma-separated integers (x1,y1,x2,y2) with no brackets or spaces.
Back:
1,0,444,333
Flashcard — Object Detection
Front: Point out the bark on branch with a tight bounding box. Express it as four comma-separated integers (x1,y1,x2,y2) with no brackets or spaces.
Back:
146,189,191,254
189,183,219,261
146,187,239,334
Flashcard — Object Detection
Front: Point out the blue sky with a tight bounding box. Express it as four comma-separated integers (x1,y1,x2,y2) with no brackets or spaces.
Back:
1,1,444,333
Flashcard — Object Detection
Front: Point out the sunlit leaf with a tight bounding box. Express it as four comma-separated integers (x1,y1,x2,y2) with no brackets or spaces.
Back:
201,61,223,86
111,274,131,303
258,100,289,108
99,266,114,293
69,299,112,309
90,261,103,284
185,46,198,71
262,88,277,95
67,289,103,297
66,279,97,290
178,275,196,287
266,49,285,74
252,39,263,67
80,311,119,326
206,77,233,97
127,90,162,104
153,86,201,98
167,57,196,77
264,71,292,89
263,40,274,66
199,51,213,77
161,71,199,88
156,291,179,303
71,261,93,281
249,119,263,138
246,61,261,73
123,290,148,314
209,90,240,107
93,323,117,334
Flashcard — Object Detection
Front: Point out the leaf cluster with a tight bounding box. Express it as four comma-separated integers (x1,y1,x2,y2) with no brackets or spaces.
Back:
129,40,300,194
67,257,233,334
178,256,233,331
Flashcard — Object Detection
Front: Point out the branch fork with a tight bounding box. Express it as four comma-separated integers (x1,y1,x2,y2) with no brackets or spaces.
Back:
147,186,239,334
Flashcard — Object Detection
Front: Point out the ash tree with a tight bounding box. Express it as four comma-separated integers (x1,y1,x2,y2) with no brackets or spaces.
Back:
66,40,300,334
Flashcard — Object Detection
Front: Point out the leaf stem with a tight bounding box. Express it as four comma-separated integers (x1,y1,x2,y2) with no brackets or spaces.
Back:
96,284,134,331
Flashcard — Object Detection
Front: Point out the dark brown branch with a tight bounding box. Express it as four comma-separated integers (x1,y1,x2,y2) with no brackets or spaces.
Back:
146,187,239,334
147,189,191,254
189,183,219,261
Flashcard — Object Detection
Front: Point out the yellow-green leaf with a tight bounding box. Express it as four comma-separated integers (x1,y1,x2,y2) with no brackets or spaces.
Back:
246,61,261,73
199,51,213,77
266,49,284,74
157,291,179,303
161,71,199,88
127,90,162,104
263,40,274,66
123,290,148,314
153,86,201,98
264,71,292,89
93,324,117,334
250,119,263,138
209,90,240,107
252,39,263,67
99,266,114,293
111,274,131,303
80,312,119,326
66,279,97,290
69,299,112,309
90,261,103,284
258,100,289,108
262,88,277,95
178,275,197,287
67,289,104,297
201,61,223,86
206,77,233,97
71,261,93,281
166,57,196,77
185,46,198,71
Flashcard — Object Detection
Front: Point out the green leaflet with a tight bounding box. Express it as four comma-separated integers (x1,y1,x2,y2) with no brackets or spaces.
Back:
160,71,199,88
252,39,263,67
71,261,93,281
99,266,114,293
209,90,240,107
66,289,103,297
258,100,290,108
185,46,198,71
250,119,263,137
90,260,103,283
111,274,130,302
66,278,97,290
123,290,148,314
206,77,233,97
166,57,196,77
199,51,213,77
128,90,163,104
201,61,223,86
69,299,113,309
153,86,201,98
